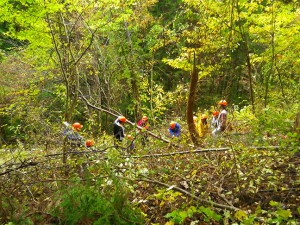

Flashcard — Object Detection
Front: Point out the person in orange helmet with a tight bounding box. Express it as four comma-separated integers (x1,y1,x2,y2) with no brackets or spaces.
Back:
169,121,181,137
62,122,86,168
138,115,150,129
211,111,219,130
137,115,150,146
113,116,127,143
63,122,85,147
212,100,228,136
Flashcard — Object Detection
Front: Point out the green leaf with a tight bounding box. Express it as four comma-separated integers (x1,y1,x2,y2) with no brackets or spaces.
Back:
234,210,248,222
276,209,292,220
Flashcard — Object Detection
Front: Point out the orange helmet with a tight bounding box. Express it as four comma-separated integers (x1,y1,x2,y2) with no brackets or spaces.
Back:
201,114,207,119
119,116,126,123
127,134,133,140
142,116,148,121
218,100,227,106
212,111,219,116
170,121,176,129
72,122,83,130
85,139,95,147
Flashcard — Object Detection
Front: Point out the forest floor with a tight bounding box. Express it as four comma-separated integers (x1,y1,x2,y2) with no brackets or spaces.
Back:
0,132,299,224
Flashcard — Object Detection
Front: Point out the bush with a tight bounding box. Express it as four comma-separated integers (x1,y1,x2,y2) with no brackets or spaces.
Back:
52,178,144,225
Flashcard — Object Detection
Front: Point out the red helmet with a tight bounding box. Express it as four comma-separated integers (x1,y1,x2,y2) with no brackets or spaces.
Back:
212,111,219,116
170,121,176,129
72,122,83,130
119,116,126,123
86,139,94,147
218,100,227,106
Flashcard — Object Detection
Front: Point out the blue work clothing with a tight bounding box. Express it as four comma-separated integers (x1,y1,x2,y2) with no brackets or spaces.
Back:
169,123,181,137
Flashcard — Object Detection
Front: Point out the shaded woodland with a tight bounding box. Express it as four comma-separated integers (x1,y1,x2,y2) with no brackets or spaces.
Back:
0,0,299,224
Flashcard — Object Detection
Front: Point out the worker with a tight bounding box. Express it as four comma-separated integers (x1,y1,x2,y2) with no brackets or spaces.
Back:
193,116,200,135
199,114,209,137
138,115,150,129
212,100,228,136
211,111,219,129
63,122,87,176
127,134,135,151
113,116,127,145
137,115,150,146
63,122,85,148
85,139,95,148
169,121,181,137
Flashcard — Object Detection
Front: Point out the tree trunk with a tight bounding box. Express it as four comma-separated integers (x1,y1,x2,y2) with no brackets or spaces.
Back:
235,0,255,113
186,53,200,146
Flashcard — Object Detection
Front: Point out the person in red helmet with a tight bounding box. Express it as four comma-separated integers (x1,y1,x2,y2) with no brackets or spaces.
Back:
212,100,228,136
137,115,150,146
113,116,127,144
169,121,181,137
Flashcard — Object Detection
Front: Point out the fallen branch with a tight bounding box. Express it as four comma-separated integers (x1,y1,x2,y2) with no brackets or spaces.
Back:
0,161,38,176
125,147,230,158
136,176,241,211
124,145,292,158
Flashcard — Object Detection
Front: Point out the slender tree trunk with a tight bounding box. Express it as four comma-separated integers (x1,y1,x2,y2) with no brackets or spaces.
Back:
235,0,255,112
187,53,200,146
264,2,275,108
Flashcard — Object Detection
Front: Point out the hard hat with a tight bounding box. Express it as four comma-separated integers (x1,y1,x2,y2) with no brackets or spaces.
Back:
212,111,219,116
119,116,126,123
218,100,227,106
193,116,198,121
86,139,95,147
127,134,133,140
72,122,83,130
170,121,176,129
201,114,207,119
142,116,148,120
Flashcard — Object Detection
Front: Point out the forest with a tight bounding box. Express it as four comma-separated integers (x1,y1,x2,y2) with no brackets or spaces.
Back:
0,0,299,224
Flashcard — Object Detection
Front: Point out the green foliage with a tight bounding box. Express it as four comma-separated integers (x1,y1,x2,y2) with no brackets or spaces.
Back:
165,205,221,224
52,179,144,225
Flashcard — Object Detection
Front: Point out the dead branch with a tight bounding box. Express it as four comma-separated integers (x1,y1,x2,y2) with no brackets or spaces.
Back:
125,145,300,158
136,176,241,212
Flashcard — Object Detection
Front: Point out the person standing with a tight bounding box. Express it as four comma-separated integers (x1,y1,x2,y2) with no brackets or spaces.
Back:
212,100,228,136
211,111,219,130
169,121,181,137
113,116,127,145
199,114,209,137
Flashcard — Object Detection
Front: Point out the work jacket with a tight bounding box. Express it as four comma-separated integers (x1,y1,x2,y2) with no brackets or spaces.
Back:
114,118,125,141
169,123,181,137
